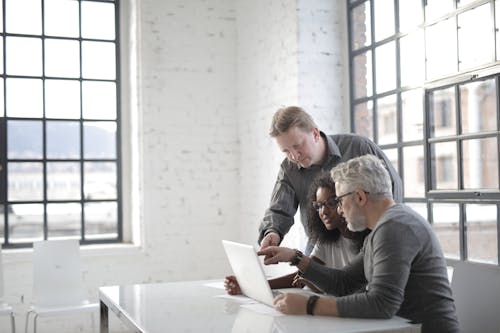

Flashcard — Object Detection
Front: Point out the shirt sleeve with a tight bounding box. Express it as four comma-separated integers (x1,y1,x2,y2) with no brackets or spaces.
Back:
301,251,367,297
336,222,420,319
258,166,298,244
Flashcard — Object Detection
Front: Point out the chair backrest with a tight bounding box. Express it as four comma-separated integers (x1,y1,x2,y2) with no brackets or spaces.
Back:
451,261,500,333
33,239,85,307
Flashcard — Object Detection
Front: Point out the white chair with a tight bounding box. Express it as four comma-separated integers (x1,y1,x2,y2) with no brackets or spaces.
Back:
24,239,98,333
0,248,16,333
451,261,500,333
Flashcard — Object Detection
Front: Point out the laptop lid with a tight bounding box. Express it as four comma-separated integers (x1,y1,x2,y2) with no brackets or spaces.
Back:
222,240,275,307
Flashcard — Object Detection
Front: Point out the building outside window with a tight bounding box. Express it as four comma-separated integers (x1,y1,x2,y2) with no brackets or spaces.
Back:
0,0,122,248
348,0,500,265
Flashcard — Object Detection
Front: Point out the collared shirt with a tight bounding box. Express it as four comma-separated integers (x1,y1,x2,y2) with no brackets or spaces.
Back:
258,132,403,250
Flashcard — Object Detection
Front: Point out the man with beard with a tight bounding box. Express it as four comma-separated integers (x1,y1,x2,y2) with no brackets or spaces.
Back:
258,155,459,333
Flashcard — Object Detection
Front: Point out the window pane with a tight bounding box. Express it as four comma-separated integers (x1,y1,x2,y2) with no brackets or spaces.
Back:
82,81,117,120
0,0,3,33
375,41,396,93
82,41,116,80
9,203,44,243
406,202,427,220
85,202,117,240
425,0,454,22
399,0,423,33
45,79,81,119
0,79,3,117
46,121,80,159
458,4,494,71
47,203,81,240
8,120,43,159
81,1,115,40
426,18,457,80
353,51,372,99
400,30,425,87
465,204,498,264
353,101,373,140
377,94,397,144
497,0,500,61
350,1,371,50
374,0,394,41
462,138,498,190
0,37,3,74
44,0,79,38
83,122,117,159
6,37,42,76
432,203,460,260
47,163,81,200
460,79,497,134
429,87,456,138
6,0,42,35
403,145,425,198
431,142,458,190
6,78,43,118
382,148,398,174
401,89,424,141
8,162,43,201
84,162,117,200
45,39,80,78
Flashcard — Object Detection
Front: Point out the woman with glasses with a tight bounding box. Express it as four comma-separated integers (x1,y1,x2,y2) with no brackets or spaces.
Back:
225,174,369,295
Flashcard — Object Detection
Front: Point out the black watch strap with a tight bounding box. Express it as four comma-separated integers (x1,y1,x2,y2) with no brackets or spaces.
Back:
289,249,303,266
307,295,320,315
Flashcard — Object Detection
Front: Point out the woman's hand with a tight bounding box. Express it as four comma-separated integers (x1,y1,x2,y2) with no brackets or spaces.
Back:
273,292,309,315
224,275,242,295
257,246,295,265
292,274,323,293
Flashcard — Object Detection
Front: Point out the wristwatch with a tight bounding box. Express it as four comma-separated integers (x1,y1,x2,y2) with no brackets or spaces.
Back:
289,249,303,266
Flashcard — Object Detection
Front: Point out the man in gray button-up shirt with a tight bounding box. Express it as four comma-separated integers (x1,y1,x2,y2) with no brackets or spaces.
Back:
258,106,402,254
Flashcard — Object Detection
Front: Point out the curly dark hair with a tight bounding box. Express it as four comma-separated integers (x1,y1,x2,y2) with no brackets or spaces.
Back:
305,173,370,250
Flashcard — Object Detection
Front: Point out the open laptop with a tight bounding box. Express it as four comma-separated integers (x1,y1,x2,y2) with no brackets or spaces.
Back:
222,240,281,307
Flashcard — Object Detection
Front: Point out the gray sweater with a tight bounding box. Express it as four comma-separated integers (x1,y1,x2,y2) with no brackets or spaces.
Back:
302,204,459,333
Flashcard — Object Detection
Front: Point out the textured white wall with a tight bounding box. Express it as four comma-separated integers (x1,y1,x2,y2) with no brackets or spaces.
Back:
1,1,349,332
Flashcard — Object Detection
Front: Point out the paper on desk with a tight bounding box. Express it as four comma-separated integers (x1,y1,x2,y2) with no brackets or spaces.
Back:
204,281,225,289
214,294,257,304
240,303,284,316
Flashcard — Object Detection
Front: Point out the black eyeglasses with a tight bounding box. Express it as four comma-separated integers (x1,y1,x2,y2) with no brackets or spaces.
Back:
312,197,338,211
335,191,355,209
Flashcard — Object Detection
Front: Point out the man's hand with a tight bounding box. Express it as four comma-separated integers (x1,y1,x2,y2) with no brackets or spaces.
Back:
257,246,295,265
273,292,309,315
259,232,281,251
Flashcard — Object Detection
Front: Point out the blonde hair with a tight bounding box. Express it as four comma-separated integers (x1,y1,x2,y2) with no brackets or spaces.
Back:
269,106,317,137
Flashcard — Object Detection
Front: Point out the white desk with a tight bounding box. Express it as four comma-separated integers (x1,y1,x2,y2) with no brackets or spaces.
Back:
99,280,420,333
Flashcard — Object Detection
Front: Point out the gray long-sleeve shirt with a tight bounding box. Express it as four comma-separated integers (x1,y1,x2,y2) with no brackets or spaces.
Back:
302,204,459,333
258,132,403,250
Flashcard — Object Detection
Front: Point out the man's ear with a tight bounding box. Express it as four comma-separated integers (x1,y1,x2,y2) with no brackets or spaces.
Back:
355,189,368,206
312,127,320,141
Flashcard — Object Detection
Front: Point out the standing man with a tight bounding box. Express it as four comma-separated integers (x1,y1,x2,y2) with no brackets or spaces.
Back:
258,155,459,333
258,106,402,253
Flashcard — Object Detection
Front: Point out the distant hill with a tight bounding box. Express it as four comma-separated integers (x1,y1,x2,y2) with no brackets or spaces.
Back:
7,120,116,159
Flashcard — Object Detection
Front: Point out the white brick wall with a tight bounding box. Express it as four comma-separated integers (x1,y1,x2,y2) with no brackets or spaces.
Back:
1,1,349,332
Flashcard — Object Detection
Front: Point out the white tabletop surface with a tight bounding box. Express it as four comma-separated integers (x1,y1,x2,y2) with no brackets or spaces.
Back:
99,280,420,333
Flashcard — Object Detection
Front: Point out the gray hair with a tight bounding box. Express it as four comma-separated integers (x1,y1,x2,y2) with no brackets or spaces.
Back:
330,154,392,199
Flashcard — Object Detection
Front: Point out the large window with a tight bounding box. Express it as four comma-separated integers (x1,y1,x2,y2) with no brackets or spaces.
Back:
0,0,121,248
348,0,500,265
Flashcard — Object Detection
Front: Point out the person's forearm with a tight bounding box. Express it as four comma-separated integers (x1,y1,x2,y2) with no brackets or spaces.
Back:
313,297,339,316
268,273,296,289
